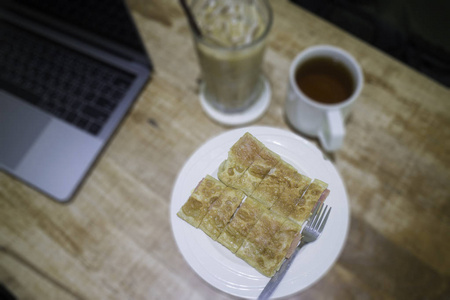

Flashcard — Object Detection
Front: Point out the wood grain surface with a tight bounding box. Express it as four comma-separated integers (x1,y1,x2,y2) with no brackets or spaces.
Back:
1,1,449,299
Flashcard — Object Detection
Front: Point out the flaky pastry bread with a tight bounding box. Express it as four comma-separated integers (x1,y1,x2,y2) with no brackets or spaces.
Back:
178,133,329,277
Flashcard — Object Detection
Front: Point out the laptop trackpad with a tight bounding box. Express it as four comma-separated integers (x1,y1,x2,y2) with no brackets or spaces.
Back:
0,92,50,169
1,91,103,201
15,117,102,201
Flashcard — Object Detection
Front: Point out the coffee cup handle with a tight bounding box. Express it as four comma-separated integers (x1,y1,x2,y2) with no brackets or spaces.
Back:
318,110,345,152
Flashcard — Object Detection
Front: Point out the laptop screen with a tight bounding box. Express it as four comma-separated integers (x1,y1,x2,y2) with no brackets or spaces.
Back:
1,0,151,66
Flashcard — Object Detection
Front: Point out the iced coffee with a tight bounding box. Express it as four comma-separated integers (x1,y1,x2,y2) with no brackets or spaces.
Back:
191,0,272,113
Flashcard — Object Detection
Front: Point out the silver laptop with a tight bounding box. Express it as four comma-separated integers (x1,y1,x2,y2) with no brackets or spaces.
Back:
0,0,153,202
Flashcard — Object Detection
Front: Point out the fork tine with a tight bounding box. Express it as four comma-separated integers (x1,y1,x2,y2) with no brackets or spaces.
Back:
314,204,328,230
318,206,331,233
310,202,324,228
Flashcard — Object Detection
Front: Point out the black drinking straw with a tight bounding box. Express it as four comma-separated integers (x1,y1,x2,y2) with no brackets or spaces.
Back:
179,0,203,38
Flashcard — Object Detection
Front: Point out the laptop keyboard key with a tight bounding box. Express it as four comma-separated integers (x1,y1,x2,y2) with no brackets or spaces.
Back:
88,123,102,135
82,105,109,122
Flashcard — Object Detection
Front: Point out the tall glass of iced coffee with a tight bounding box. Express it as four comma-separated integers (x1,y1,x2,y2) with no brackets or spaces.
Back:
191,0,273,124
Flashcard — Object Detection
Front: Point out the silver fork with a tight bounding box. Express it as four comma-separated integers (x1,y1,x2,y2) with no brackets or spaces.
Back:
257,202,332,300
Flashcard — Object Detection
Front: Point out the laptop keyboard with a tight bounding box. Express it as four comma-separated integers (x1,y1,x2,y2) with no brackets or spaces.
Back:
0,20,136,135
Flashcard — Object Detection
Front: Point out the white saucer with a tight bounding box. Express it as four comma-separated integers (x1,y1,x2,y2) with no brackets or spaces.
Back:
199,76,271,126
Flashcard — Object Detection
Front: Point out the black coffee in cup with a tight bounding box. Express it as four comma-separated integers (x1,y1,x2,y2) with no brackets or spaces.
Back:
294,56,355,104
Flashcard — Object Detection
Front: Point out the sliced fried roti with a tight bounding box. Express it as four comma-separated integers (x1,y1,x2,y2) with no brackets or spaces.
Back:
270,187,301,217
218,132,265,188
271,219,302,259
217,197,266,253
236,212,288,277
272,160,311,190
178,132,330,277
250,165,285,208
289,179,328,225
269,161,311,216
199,187,245,240
232,147,281,196
243,211,286,245
236,240,283,277
252,161,311,209
177,175,226,228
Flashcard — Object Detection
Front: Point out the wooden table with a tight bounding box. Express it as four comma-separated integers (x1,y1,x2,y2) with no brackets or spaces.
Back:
1,1,449,299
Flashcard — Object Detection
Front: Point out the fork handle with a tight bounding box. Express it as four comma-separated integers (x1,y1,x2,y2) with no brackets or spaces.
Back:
257,240,308,300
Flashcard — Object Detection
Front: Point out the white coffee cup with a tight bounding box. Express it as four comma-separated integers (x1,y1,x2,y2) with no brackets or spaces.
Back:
285,45,363,151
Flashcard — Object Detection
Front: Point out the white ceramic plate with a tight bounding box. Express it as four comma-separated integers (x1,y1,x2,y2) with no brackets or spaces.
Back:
170,126,349,299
